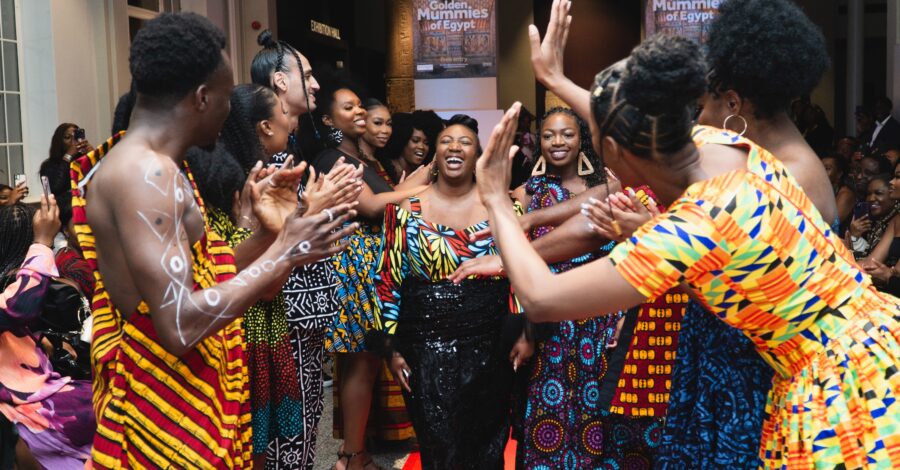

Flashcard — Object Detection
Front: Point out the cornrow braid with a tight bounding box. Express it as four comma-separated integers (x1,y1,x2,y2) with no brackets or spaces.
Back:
252,30,319,145
540,107,605,188
0,204,34,280
589,35,706,162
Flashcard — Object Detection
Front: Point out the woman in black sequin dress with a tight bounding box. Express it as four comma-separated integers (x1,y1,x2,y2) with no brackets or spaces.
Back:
371,116,531,469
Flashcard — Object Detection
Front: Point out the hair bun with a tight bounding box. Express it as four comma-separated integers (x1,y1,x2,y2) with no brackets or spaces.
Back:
257,30,276,48
621,35,706,117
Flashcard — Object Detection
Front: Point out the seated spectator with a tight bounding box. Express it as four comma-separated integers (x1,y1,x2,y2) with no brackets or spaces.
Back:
0,183,27,206
883,146,900,168
860,160,900,296
0,196,95,469
822,153,856,228
836,135,859,162
853,154,894,197
847,173,900,259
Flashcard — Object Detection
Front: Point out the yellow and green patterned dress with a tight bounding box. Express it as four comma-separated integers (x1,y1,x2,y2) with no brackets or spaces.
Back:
609,126,900,469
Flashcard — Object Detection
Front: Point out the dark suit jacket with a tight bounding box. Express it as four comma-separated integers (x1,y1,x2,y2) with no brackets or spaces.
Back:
870,117,900,154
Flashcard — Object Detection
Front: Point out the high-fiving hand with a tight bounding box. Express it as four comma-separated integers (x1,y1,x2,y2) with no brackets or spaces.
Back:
476,102,522,207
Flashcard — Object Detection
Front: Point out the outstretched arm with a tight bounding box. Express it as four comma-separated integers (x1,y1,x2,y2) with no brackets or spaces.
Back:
110,157,356,357
530,0,592,123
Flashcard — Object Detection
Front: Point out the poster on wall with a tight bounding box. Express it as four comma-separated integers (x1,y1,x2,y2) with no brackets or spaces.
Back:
413,0,497,79
643,0,720,44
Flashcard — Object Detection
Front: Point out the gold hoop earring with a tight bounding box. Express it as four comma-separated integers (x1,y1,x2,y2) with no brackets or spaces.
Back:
577,152,595,176
723,114,748,136
531,156,546,176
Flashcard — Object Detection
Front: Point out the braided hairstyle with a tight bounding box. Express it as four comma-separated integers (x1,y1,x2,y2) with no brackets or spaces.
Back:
251,30,318,142
219,83,279,173
0,204,33,279
706,0,829,119
185,144,246,219
539,107,605,188
590,35,707,162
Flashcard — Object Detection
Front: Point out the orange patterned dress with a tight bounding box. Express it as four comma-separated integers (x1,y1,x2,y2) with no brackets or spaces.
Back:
609,126,900,469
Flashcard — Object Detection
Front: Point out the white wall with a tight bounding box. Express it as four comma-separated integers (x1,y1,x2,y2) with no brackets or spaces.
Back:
49,0,114,147
19,0,58,187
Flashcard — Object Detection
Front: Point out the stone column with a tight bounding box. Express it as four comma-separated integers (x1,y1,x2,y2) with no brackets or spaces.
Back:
386,0,415,112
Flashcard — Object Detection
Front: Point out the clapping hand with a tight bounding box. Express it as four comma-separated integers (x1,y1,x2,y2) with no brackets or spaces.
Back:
302,157,363,216
249,156,307,233
581,189,660,242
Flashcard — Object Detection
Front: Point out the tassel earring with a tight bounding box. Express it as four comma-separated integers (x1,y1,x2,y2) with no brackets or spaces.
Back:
577,152,595,176
531,156,547,176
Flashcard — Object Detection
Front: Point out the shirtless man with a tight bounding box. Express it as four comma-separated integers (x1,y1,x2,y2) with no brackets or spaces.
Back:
72,13,357,468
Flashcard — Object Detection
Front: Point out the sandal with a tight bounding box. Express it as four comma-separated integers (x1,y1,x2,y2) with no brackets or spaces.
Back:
332,450,387,470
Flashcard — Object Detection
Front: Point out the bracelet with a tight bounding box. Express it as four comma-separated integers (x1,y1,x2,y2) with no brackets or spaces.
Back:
497,257,504,274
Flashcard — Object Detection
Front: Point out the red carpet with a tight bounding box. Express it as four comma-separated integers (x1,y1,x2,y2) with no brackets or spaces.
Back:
401,439,517,470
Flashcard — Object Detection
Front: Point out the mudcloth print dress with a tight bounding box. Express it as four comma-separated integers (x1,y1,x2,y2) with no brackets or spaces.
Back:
208,207,306,468
71,133,252,469
310,148,416,442
270,151,342,468
609,126,900,469
373,198,521,469
516,174,623,469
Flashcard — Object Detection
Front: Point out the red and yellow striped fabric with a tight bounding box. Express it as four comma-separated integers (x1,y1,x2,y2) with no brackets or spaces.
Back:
71,134,252,468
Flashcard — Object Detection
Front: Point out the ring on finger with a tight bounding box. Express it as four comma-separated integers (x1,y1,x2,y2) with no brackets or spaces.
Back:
322,208,334,222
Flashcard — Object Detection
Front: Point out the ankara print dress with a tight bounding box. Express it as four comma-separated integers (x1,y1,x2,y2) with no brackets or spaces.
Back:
515,175,623,469
372,198,522,470
609,126,900,469
208,208,305,468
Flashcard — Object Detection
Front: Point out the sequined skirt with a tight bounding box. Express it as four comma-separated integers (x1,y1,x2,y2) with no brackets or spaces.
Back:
394,278,514,470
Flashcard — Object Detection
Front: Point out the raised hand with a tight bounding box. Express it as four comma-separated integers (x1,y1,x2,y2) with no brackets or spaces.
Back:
250,156,307,233
396,161,434,190
477,102,522,207
33,194,61,247
277,201,359,267
529,0,572,87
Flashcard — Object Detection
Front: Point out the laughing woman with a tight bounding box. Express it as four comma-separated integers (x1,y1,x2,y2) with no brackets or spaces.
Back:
481,34,900,469
372,116,531,469
377,112,431,185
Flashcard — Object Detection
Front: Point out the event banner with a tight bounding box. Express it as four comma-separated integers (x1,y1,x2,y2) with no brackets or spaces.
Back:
413,0,497,79
643,0,720,44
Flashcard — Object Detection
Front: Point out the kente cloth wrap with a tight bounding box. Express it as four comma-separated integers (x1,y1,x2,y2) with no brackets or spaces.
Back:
208,207,304,462
610,126,900,469
71,133,252,468
394,278,513,470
